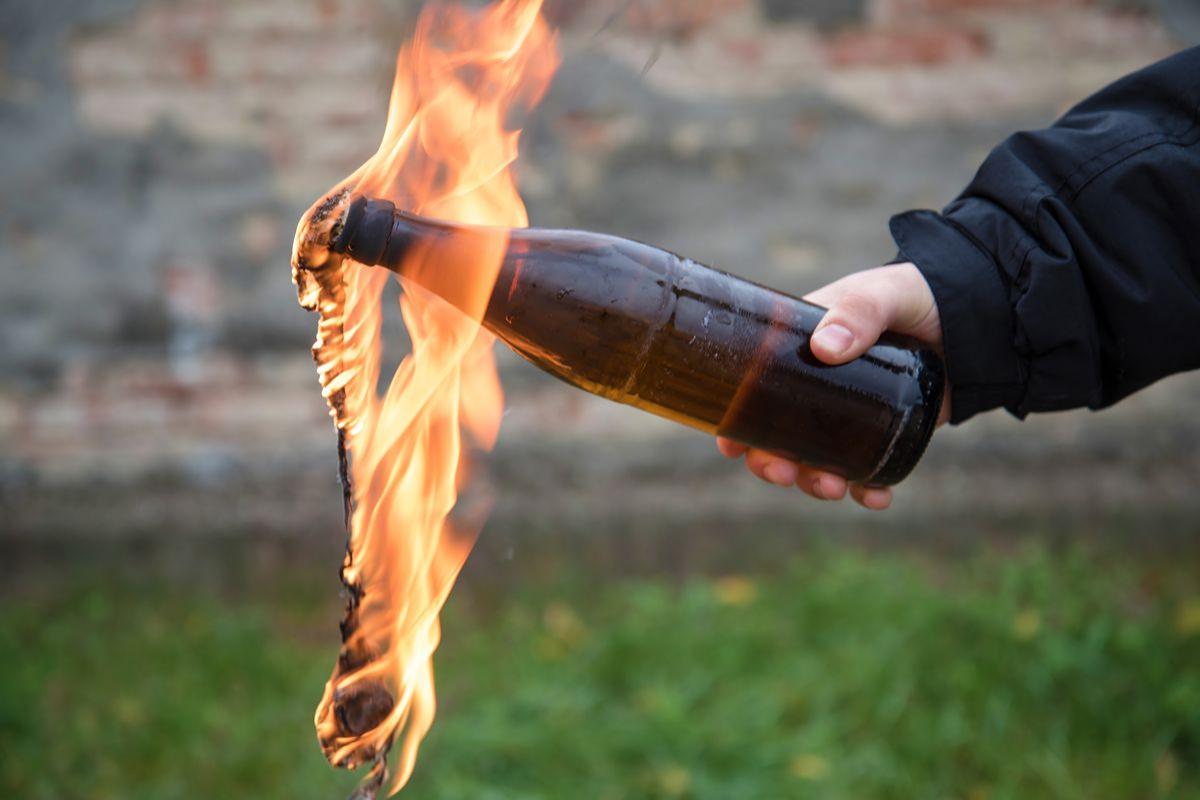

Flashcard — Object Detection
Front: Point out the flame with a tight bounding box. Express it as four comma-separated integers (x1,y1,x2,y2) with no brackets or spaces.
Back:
291,1,557,794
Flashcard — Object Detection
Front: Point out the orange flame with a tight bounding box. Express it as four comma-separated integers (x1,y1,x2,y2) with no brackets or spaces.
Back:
291,1,557,793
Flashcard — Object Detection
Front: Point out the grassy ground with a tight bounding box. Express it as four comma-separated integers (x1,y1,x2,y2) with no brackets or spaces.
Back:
2,544,1199,800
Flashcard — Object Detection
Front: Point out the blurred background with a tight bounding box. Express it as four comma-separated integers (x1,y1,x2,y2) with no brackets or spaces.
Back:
3,0,1200,797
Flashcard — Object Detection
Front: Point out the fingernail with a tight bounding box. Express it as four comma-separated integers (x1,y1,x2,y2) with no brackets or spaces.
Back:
810,478,826,499
812,324,853,356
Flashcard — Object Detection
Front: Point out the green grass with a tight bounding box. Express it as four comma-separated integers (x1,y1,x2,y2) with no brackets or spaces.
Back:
2,546,1199,799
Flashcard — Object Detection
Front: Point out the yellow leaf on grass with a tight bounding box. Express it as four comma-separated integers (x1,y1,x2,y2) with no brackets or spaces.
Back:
1012,609,1041,640
713,575,758,607
654,764,691,797
1174,601,1200,636
789,753,830,780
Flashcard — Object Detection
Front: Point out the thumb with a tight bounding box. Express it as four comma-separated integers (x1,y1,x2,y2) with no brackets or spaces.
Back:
809,288,894,365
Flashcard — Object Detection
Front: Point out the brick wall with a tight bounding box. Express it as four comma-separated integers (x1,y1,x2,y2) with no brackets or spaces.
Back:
2,0,1183,383
68,0,403,200
59,0,1180,210
1,0,1192,536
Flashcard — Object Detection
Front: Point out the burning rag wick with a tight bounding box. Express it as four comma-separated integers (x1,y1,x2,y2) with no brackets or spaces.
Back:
293,190,398,796
289,1,558,796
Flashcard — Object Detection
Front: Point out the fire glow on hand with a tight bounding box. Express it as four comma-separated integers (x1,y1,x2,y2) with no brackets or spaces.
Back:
289,1,558,795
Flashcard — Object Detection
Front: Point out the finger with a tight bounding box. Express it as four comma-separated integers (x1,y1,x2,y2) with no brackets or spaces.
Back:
806,470,854,501
807,264,937,366
804,272,862,310
849,483,893,511
716,437,749,459
742,448,770,481
809,287,893,365
745,448,800,487
789,465,848,500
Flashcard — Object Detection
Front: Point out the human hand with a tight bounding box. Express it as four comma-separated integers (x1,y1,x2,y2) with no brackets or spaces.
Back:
717,262,949,510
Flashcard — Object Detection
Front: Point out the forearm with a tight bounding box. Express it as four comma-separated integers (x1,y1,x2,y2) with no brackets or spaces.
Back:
893,46,1200,424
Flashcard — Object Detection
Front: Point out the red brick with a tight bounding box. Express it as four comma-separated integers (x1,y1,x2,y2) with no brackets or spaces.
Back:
318,0,340,24
721,37,764,66
182,41,211,82
825,24,988,67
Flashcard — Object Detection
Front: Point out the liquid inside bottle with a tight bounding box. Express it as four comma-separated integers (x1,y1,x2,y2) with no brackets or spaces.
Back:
330,196,943,485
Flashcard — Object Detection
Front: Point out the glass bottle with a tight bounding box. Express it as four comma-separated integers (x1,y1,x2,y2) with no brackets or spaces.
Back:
331,196,943,485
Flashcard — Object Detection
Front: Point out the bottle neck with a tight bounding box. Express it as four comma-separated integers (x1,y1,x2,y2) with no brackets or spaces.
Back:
332,196,518,325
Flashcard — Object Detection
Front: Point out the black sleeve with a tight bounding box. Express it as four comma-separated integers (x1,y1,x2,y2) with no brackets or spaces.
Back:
890,45,1200,424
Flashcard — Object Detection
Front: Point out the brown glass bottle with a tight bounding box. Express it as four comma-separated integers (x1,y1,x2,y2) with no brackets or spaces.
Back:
330,196,943,485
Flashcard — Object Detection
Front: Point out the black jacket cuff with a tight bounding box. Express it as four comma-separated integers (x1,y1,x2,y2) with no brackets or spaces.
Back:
890,209,1026,424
